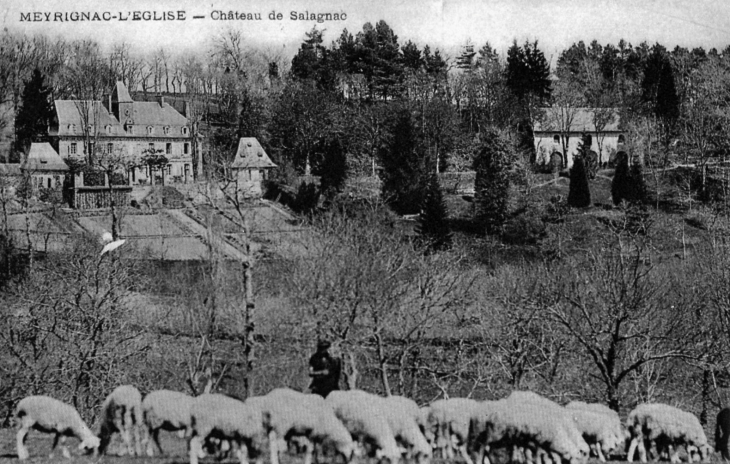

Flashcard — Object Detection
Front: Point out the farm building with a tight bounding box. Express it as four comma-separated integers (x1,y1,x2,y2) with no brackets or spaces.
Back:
534,107,625,170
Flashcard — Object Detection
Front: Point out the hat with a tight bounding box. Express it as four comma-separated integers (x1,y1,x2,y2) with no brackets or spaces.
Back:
317,340,331,349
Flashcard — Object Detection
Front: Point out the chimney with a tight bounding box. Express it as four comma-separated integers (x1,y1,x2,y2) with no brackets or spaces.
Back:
157,94,165,108
107,94,112,111
183,101,190,118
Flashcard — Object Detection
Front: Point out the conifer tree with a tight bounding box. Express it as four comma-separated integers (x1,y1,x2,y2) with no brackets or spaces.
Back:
474,130,511,235
611,152,632,205
628,157,647,204
568,156,591,208
380,109,429,215
417,174,451,251
15,68,54,153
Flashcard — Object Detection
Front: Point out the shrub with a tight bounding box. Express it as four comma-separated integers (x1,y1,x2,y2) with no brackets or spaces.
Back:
292,181,320,215
502,210,547,245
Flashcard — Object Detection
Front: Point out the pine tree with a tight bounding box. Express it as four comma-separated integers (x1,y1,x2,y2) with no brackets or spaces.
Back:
15,68,54,153
568,156,591,208
611,152,632,205
379,109,430,215
474,131,511,235
417,174,452,251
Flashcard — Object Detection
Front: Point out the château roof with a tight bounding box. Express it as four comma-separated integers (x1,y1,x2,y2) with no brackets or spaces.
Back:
51,81,189,138
232,138,277,169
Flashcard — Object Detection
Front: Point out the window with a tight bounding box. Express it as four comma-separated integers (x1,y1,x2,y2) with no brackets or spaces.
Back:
166,143,172,155
68,124,75,133
167,164,172,175
584,134,593,146
107,143,113,154
182,127,189,136
163,126,170,135
184,143,190,155
553,134,560,143
40,159,47,164
47,178,51,189
70,143,77,155
149,143,155,151
618,134,626,144
147,126,154,135
106,125,112,135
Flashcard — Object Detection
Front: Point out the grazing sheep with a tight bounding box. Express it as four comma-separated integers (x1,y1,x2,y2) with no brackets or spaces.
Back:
716,407,730,461
627,403,711,463
98,385,143,456
426,397,481,462
379,395,432,462
326,390,401,462
469,392,590,464
565,402,625,462
188,393,267,464
141,389,195,456
15,395,101,460
246,388,355,464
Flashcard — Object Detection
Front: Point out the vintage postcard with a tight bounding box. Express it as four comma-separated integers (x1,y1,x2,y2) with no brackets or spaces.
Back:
2,0,730,462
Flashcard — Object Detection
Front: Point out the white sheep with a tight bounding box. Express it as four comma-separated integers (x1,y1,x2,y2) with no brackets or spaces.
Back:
245,388,355,464
379,395,432,461
470,392,590,464
141,389,195,456
188,393,268,464
426,397,481,462
15,395,101,460
627,403,711,463
565,401,626,462
98,385,143,456
326,390,402,462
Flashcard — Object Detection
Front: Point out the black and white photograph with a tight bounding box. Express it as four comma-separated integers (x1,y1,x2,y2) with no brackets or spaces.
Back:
2,0,730,463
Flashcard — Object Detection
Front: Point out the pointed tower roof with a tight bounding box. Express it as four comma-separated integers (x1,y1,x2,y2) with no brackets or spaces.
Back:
24,142,69,171
112,81,133,103
232,138,277,169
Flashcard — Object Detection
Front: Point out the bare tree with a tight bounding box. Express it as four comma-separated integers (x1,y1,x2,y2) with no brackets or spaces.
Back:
0,235,147,418
542,238,696,411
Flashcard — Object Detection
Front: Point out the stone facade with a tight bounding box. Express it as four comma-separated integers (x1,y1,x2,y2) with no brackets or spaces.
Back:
49,81,199,185
533,108,625,169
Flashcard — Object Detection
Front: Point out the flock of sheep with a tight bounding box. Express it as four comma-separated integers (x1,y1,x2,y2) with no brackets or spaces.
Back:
13,385,717,464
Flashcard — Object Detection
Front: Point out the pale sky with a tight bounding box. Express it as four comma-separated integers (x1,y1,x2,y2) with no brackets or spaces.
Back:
3,0,730,62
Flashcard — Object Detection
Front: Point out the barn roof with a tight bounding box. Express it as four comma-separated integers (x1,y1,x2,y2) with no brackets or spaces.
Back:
232,138,277,169
534,107,622,133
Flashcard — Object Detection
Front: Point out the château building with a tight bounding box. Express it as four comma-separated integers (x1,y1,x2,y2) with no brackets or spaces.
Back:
49,81,199,184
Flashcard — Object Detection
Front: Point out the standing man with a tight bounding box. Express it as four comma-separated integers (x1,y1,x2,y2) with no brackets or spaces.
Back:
308,340,341,397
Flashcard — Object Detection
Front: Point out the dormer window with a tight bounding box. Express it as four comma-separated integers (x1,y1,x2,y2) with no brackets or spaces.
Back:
147,126,154,135
106,125,112,135
163,126,170,135
68,124,76,133
182,127,189,136
87,125,92,133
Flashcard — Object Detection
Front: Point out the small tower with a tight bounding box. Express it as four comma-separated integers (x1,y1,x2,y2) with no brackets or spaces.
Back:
111,81,134,126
